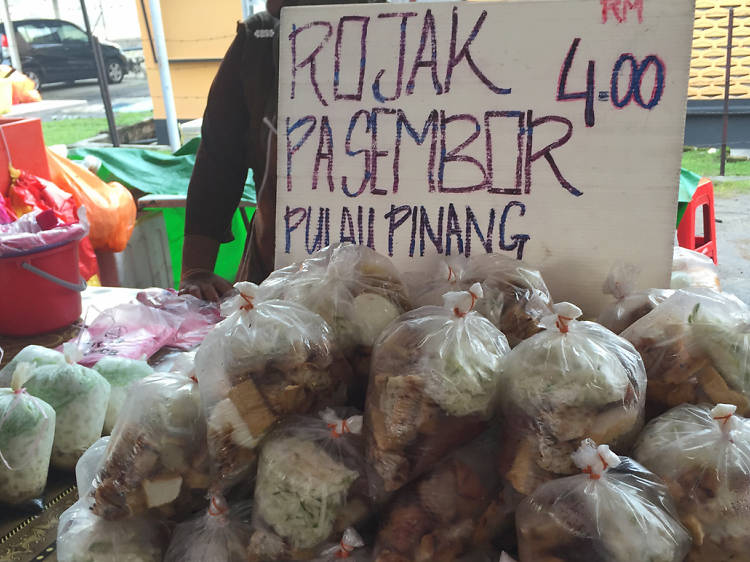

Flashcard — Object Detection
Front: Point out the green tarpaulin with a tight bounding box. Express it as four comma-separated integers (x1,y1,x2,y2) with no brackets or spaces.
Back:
67,140,255,288
678,168,701,227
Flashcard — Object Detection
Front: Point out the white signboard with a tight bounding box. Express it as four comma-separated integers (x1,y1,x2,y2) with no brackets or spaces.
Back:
276,0,694,314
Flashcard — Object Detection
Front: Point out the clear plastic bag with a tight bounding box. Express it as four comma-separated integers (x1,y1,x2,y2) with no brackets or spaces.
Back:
248,409,370,560
260,244,410,403
598,263,674,334
89,372,210,521
57,499,170,562
516,440,691,562
76,436,109,496
406,254,552,347
374,428,517,562
671,246,720,291
311,528,368,561
164,495,252,562
365,284,510,499
622,288,750,417
0,363,56,505
498,303,646,495
92,357,154,435
634,403,750,561
195,282,351,494
3,345,111,470
0,344,68,383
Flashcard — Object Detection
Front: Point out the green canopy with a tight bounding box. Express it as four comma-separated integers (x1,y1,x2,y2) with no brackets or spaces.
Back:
67,140,255,288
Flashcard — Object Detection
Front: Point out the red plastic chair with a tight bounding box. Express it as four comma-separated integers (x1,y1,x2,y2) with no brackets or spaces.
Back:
677,178,717,264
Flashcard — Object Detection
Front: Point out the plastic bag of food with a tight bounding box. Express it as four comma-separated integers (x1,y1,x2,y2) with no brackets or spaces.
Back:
622,288,750,417
164,495,252,562
76,436,109,495
374,429,517,562
0,344,67,383
260,244,410,402
365,284,510,499
516,439,691,562
634,403,750,561
57,499,169,562
1,345,111,470
671,246,720,290
247,409,370,561
0,363,55,505
195,282,351,494
89,372,210,521
406,255,552,348
93,357,154,435
598,263,674,334
498,302,646,496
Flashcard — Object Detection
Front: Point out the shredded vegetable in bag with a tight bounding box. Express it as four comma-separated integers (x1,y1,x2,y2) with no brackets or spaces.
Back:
498,302,646,496
9,345,112,470
671,247,720,291
516,440,691,562
622,288,750,418
164,495,252,562
248,409,370,560
634,403,750,561
0,363,56,505
365,284,510,499
598,263,673,334
374,428,517,562
57,499,169,562
195,282,351,494
0,345,68,384
260,244,410,403
93,357,154,435
90,372,209,521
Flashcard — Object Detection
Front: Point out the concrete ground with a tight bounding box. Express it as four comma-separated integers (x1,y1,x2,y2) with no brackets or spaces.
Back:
714,191,750,303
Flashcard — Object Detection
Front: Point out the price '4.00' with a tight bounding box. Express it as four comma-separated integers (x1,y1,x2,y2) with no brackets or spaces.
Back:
557,37,666,127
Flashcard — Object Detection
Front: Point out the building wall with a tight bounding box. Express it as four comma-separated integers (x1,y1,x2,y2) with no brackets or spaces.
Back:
134,0,241,123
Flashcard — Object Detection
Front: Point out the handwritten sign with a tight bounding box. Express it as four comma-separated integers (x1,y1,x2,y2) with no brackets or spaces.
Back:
275,0,694,314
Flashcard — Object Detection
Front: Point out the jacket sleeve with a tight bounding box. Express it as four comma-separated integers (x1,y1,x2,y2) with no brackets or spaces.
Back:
185,24,251,243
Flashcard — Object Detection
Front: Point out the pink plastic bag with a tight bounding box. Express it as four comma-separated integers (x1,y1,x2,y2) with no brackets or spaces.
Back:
75,303,182,366
136,288,221,350
0,209,86,257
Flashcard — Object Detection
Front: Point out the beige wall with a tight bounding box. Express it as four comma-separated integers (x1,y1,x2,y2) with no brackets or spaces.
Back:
134,0,241,120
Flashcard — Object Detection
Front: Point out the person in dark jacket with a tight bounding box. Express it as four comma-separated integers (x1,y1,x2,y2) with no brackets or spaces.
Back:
180,0,377,301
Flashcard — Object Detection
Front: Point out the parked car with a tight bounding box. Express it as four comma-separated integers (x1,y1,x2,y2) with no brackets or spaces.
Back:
0,19,128,89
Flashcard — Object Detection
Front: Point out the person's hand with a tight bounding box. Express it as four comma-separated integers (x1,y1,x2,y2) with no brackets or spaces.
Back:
179,269,234,302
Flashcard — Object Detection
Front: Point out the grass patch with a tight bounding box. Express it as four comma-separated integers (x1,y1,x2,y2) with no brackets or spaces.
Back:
713,179,750,196
682,148,750,177
42,111,153,146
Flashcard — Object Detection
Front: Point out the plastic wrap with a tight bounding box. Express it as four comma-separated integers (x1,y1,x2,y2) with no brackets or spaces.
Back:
89,372,209,521
0,209,87,257
671,247,720,290
598,263,673,334
498,302,646,495
0,363,56,505
92,357,154,435
57,499,169,562
374,429,518,562
406,254,551,347
194,282,351,494
311,528,368,561
365,284,510,499
622,288,750,417
164,495,252,562
2,345,111,470
247,409,370,560
634,403,750,561
516,440,691,562
259,244,410,403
